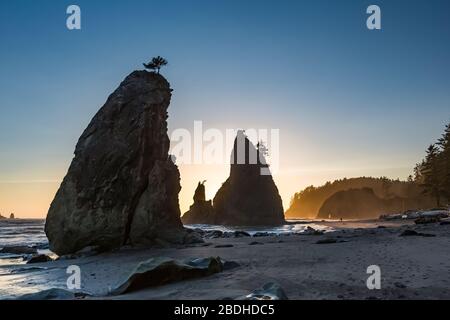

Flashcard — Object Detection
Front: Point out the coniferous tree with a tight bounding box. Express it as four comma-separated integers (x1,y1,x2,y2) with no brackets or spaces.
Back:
437,123,450,200
143,56,168,74
413,160,426,183
421,144,443,206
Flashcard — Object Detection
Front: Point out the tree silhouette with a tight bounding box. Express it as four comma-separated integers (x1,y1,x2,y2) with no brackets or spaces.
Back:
421,144,443,206
437,123,450,200
143,56,168,74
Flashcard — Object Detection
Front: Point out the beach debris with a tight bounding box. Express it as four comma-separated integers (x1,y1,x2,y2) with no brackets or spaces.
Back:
237,282,288,300
222,260,240,271
381,210,449,221
249,241,263,245
316,238,339,244
26,254,53,264
394,282,407,289
16,288,90,300
0,246,37,255
415,216,441,224
110,256,224,295
57,245,102,260
253,232,275,237
214,244,234,248
302,226,324,235
234,231,251,237
204,230,224,238
399,230,436,237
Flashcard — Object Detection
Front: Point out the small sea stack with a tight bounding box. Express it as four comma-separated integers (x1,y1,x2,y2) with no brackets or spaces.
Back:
181,181,215,224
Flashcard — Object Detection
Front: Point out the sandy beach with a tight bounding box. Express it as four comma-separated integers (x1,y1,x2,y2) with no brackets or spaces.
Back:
2,219,450,300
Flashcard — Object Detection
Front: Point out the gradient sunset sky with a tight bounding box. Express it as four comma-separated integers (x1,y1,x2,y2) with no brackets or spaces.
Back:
1,0,449,218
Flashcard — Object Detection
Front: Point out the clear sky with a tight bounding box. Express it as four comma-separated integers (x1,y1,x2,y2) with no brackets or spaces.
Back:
0,0,449,218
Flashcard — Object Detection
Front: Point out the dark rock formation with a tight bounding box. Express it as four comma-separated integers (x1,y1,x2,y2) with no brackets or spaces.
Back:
237,282,288,300
9,213,15,219
213,131,285,226
399,229,435,237
45,71,190,255
111,256,223,295
317,188,415,220
27,254,53,264
181,181,215,224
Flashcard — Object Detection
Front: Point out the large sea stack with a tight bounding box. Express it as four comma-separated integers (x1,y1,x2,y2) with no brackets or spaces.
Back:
213,131,285,226
45,71,190,255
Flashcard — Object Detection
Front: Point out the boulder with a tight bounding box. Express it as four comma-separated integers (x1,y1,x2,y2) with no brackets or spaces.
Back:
27,254,53,264
302,226,324,235
234,231,251,237
213,131,285,226
181,181,215,224
45,71,188,255
237,282,288,300
110,256,223,295
316,238,339,244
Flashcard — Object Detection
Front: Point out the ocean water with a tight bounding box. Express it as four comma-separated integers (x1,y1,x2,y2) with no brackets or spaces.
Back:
185,220,333,236
0,219,47,248
0,219,49,266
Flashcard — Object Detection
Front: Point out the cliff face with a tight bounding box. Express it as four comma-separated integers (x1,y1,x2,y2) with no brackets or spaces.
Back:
181,181,215,225
286,177,435,219
213,131,285,226
317,187,418,220
45,71,188,255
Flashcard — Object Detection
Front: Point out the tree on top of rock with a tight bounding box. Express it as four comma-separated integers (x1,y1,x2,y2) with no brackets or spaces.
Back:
143,56,168,74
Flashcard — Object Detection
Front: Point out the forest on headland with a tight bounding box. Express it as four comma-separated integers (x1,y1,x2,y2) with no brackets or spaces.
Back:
286,122,450,219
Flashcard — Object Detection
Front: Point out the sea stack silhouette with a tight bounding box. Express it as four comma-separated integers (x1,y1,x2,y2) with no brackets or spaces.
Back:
181,181,215,224
213,130,285,226
45,70,194,255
